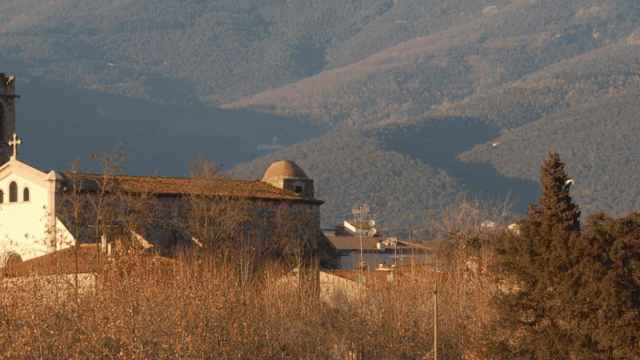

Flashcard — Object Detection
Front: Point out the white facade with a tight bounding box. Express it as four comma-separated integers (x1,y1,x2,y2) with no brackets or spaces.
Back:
0,158,74,263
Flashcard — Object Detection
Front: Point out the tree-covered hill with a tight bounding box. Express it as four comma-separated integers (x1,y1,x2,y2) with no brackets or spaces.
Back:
3,60,322,176
460,90,640,216
433,40,640,128
229,129,460,229
226,0,640,128
227,0,640,224
3,0,640,228
0,0,501,104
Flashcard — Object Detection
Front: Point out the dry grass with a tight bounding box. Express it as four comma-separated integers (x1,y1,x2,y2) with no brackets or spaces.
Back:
0,246,494,359
0,156,495,359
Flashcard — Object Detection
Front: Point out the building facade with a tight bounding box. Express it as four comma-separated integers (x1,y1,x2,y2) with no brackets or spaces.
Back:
0,74,334,267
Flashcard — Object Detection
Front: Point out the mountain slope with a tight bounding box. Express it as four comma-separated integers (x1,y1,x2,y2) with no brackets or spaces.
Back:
460,90,640,215
3,0,640,228
229,129,460,229
433,39,640,128
7,66,321,175
0,0,502,104
226,0,640,128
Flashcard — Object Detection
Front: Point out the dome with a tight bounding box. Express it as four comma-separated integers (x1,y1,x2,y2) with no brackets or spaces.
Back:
262,160,308,181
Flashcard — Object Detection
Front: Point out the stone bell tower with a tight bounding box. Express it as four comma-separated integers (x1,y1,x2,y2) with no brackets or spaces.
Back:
0,73,18,164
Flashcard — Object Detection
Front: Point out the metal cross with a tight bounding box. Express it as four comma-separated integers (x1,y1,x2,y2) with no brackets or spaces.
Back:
8,133,21,160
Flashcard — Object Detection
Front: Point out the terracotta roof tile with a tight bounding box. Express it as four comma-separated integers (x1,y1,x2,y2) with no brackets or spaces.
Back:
326,235,382,251
60,173,322,204
3,245,102,277
3,245,177,278
327,266,448,285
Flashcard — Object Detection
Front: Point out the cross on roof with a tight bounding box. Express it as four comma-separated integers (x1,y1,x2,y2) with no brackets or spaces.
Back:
8,133,21,160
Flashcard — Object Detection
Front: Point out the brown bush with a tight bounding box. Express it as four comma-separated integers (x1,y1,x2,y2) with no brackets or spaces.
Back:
0,247,496,359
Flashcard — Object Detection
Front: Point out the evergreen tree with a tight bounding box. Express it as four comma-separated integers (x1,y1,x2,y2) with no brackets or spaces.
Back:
488,152,640,358
527,151,581,236
570,213,640,359
487,151,581,359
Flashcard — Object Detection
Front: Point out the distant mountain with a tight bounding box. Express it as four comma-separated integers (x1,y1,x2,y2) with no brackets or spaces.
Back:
226,0,640,128
433,40,640,128
0,0,496,104
6,62,321,175
227,0,640,224
460,90,640,216
3,0,640,228
229,129,460,229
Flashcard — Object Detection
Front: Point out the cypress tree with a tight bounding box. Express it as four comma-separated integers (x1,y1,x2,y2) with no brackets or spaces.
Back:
488,151,581,359
527,151,581,236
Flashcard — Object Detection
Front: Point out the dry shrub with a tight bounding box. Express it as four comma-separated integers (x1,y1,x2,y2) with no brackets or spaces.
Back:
0,156,496,359
0,248,498,359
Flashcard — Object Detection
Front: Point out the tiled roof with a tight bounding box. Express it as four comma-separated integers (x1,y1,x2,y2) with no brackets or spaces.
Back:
59,173,322,204
3,245,176,278
326,235,382,251
326,235,432,252
3,245,101,277
327,266,447,284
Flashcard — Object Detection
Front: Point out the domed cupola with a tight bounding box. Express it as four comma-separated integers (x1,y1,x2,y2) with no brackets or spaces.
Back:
262,160,314,198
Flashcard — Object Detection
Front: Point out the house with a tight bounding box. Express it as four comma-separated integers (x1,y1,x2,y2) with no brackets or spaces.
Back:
323,219,431,270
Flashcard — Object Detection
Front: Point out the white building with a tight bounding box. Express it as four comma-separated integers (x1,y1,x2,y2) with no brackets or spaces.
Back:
0,137,74,263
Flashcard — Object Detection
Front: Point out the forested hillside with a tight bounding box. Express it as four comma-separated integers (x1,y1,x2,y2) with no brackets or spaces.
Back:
229,129,460,228
2,0,640,227
228,0,640,225
460,90,640,216
227,0,640,128
0,0,499,103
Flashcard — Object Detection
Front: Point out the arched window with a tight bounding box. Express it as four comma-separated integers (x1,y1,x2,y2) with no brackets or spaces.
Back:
23,187,30,202
9,182,17,203
0,190,4,203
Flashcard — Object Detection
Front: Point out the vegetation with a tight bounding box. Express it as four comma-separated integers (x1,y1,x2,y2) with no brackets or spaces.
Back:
0,0,494,104
0,155,493,358
4,0,640,227
229,129,460,229
0,251,496,359
487,152,640,358
1,153,638,358
226,0,640,225
461,89,640,216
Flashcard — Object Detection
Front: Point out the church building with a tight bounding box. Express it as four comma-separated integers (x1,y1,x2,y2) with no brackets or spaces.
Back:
0,74,332,267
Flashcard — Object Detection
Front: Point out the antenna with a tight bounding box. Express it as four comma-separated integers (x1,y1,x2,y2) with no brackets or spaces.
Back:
352,203,373,272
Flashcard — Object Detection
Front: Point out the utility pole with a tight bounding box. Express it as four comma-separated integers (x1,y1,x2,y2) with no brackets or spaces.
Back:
433,279,438,360
394,239,397,266
410,227,415,274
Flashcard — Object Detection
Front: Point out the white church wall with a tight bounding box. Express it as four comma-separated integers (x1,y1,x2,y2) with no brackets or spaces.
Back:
55,218,76,251
0,172,51,261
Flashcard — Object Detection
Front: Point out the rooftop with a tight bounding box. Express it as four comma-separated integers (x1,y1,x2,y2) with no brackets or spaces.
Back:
2,245,177,278
326,234,432,252
326,235,382,251
60,172,322,204
262,160,308,181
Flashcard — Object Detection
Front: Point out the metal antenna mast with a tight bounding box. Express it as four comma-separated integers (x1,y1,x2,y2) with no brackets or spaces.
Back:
352,203,371,272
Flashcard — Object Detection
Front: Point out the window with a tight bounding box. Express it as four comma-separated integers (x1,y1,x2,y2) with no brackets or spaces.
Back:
9,182,17,202
294,185,304,194
0,190,3,203
23,188,30,202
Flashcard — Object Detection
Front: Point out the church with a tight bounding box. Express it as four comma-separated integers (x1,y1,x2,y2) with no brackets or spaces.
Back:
0,74,332,268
